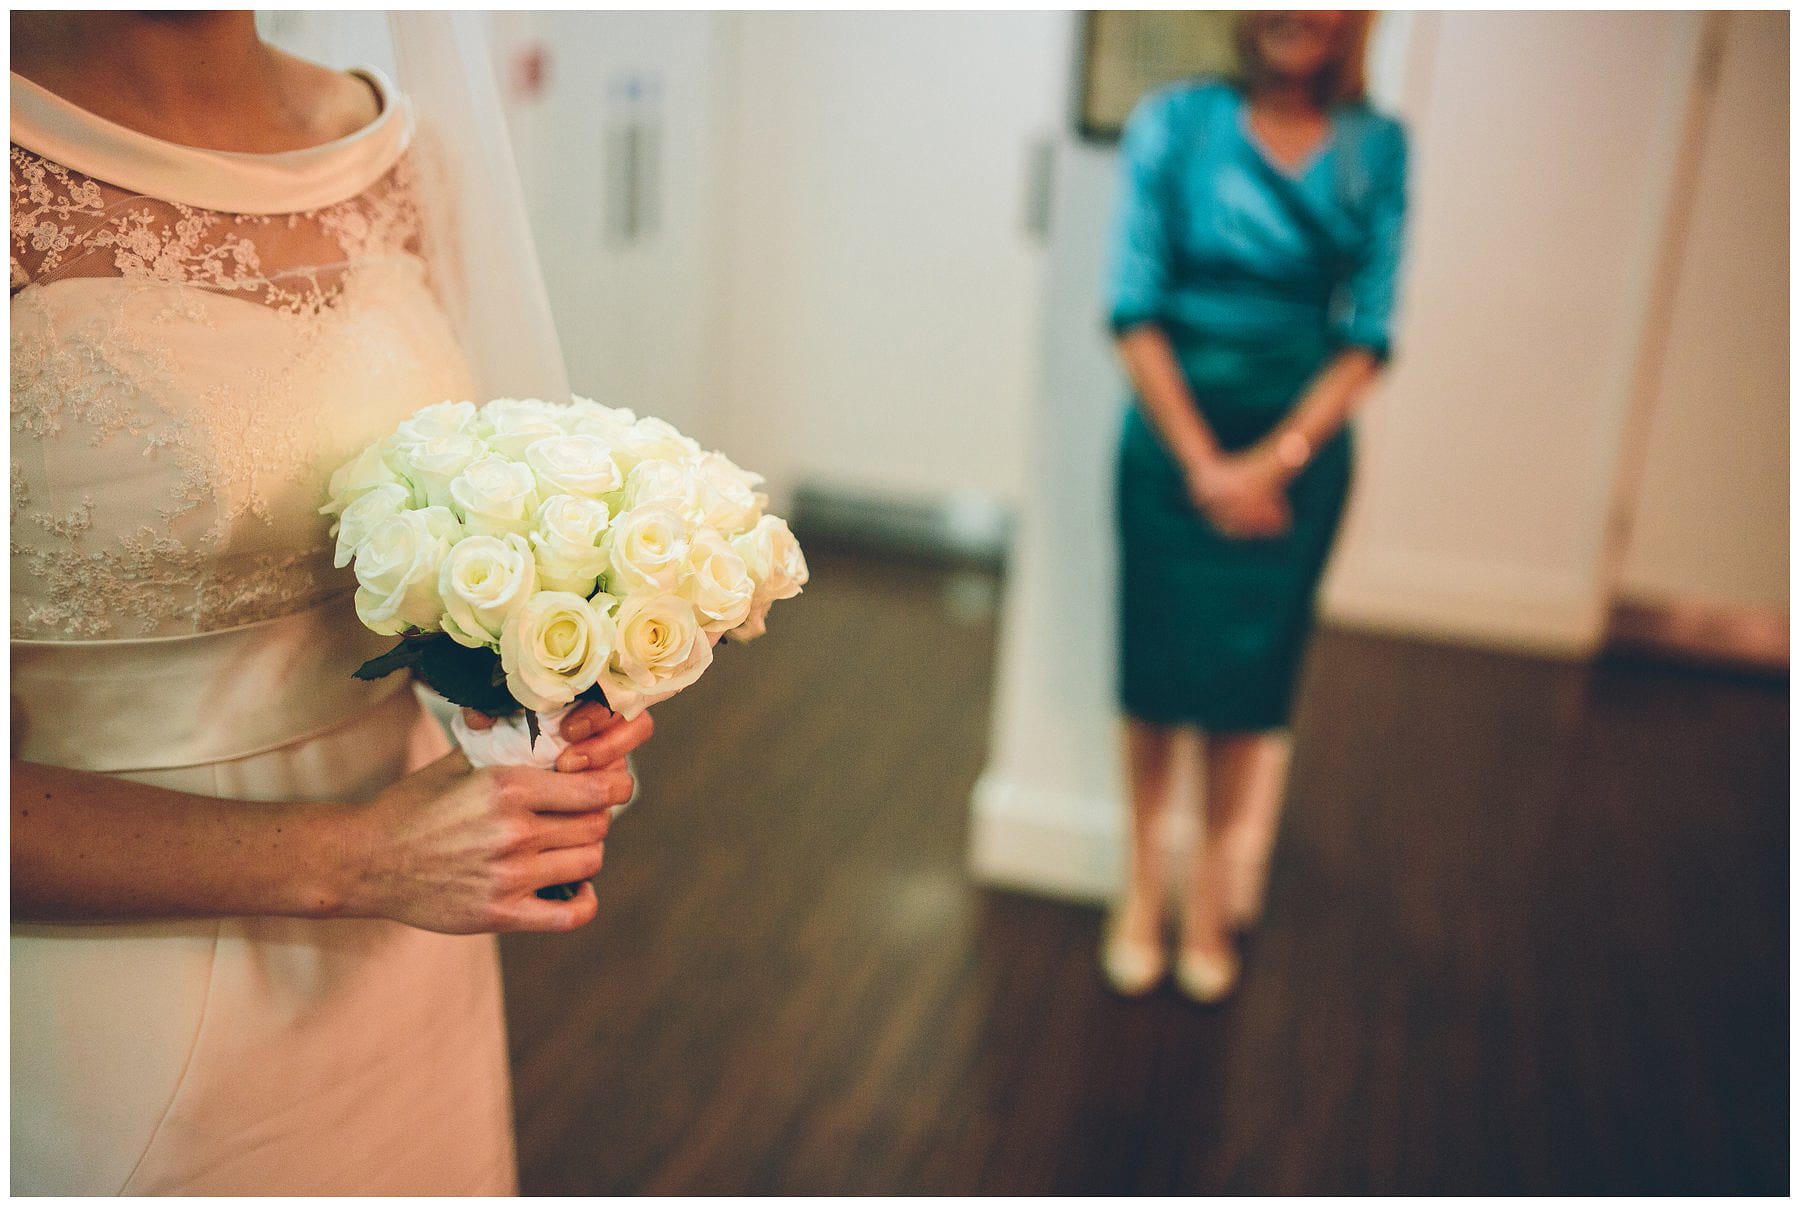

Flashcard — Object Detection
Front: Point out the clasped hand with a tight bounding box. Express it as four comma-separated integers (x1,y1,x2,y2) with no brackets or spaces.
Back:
354,700,653,935
1185,449,1293,539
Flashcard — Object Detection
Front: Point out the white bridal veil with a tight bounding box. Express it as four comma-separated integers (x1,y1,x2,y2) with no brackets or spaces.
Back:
257,9,570,403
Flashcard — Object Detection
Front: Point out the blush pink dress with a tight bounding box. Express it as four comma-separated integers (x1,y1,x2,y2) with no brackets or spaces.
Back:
10,68,517,1194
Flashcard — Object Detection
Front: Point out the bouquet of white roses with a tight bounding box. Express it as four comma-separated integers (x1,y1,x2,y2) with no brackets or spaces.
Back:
322,397,807,891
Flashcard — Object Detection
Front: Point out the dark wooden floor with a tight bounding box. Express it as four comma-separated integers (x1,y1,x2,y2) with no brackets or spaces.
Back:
500,548,1788,1195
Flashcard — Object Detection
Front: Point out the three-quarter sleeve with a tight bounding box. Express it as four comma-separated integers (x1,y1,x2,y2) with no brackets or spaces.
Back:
1105,93,1178,336
1335,119,1408,362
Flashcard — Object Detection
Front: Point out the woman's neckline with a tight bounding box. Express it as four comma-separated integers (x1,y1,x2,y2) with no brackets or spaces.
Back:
10,66,413,215
1234,90,1336,181
11,67,393,159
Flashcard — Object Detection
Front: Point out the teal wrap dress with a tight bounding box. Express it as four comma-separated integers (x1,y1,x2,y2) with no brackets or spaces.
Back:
1108,79,1407,731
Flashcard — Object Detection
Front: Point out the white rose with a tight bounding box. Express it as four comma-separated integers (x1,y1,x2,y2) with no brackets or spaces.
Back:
604,505,690,593
680,527,755,634
731,515,809,640
393,400,478,448
597,592,714,719
394,432,487,509
696,448,764,491
690,451,766,534
449,455,539,538
530,495,613,596
321,439,407,522
561,395,638,440
613,416,701,474
438,533,538,649
620,457,698,514
352,506,462,635
477,398,566,459
332,481,410,568
499,591,617,712
524,433,624,500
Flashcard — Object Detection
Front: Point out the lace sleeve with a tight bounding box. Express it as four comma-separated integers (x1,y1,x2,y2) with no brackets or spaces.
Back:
11,146,108,291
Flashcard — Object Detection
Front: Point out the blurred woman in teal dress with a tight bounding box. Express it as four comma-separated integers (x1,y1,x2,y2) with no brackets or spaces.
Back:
1102,11,1407,1001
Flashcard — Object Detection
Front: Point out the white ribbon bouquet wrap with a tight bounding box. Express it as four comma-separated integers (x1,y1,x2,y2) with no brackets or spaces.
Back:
450,702,576,770
324,396,808,897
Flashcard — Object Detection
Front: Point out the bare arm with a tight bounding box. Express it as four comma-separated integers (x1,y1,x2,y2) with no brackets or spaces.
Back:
1249,347,1382,481
13,761,357,923
1115,324,1223,478
12,701,653,932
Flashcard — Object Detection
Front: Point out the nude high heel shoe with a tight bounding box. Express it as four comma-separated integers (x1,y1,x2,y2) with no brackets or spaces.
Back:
1099,912,1168,997
1174,945,1241,1004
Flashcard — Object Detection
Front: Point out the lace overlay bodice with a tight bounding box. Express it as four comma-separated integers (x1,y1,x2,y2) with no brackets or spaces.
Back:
10,69,476,640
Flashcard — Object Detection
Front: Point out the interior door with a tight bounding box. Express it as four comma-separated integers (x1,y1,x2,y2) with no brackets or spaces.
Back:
488,12,731,444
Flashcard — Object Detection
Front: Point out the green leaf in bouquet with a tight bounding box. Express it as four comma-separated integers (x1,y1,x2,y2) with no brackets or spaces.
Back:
408,634,521,716
352,638,425,682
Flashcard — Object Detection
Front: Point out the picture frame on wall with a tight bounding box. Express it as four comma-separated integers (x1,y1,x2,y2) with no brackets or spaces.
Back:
1076,9,1238,142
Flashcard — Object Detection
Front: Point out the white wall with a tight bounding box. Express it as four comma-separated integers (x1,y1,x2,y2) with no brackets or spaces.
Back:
710,12,1068,510
974,11,1721,901
493,13,1069,510
1615,10,1790,612
1320,11,1707,654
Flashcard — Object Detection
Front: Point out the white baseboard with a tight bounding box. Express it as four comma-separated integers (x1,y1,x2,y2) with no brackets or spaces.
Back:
1321,546,1606,658
788,482,1012,564
968,772,1121,904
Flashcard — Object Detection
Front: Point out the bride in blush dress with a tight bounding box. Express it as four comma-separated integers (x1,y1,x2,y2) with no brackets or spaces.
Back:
10,12,649,1194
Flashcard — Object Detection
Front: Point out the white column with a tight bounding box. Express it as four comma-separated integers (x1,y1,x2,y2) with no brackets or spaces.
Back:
970,131,1130,902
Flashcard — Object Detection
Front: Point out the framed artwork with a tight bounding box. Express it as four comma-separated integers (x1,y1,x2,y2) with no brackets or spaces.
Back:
1076,10,1238,142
